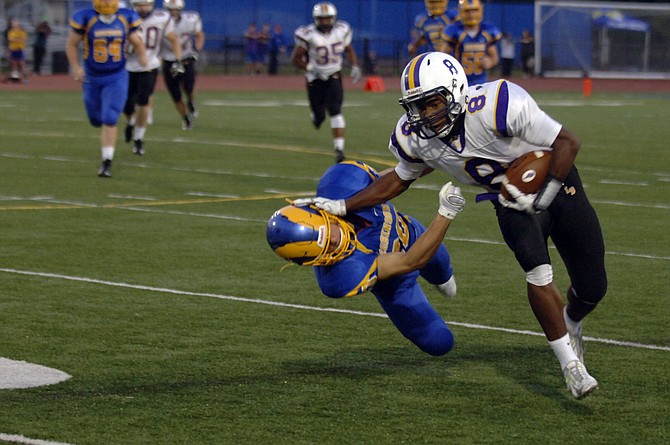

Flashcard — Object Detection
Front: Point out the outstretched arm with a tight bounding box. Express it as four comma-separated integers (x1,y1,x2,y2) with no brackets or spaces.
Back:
377,182,465,280
345,169,413,213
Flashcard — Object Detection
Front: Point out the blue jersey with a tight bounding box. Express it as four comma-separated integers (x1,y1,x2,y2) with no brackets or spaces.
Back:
310,161,455,356
443,21,502,85
69,7,142,76
313,161,451,299
413,13,452,53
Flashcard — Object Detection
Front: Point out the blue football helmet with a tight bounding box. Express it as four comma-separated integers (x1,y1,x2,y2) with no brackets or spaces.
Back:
316,160,379,200
267,205,357,266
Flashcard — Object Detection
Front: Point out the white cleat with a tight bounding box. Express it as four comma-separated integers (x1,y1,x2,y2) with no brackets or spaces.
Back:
564,307,585,363
437,276,457,298
563,360,598,399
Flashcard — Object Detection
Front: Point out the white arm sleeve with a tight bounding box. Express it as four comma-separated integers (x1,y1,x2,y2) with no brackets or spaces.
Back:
506,82,562,147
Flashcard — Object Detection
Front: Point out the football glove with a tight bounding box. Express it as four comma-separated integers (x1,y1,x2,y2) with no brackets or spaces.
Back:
170,61,185,77
438,182,465,220
350,65,362,84
292,197,347,216
498,178,538,214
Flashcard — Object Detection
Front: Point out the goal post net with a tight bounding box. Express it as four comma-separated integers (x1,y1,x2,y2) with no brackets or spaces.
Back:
534,0,670,79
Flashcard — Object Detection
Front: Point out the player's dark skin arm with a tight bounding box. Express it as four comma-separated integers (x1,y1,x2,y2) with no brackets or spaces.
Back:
344,169,414,212
548,127,580,180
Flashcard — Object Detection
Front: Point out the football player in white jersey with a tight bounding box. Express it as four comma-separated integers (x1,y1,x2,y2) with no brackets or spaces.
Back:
296,52,607,400
292,2,361,163
161,0,205,130
123,0,181,155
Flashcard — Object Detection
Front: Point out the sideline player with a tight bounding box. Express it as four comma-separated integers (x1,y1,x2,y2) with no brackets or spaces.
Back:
443,0,501,85
161,0,205,130
66,0,147,177
123,0,182,155
296,53,607,399
407,0,457,56
292,2,361,164
268,161,464,355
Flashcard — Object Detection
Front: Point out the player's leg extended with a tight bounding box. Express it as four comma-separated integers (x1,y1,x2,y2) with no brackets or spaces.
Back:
373,275,454,356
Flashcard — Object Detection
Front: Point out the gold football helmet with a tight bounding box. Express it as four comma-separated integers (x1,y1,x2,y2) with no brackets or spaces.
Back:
425,0,447,17
93,0,119,15
267,205,357,267
459,0,483,27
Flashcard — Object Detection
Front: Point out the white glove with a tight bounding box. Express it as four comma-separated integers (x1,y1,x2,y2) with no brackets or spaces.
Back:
170,61,185,77
438,182,465,220
498,178,538,214
292,197,347,216
305,62,315,73
350,65,362,83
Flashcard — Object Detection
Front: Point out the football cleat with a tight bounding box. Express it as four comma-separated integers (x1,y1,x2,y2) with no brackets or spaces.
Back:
182,115,192,130
437,276,457,298
335,149,345,163
188,102,198,119
132,139,145,156
564,307,585,363
125,124,134,143
97,159,112,178
563,360,598,399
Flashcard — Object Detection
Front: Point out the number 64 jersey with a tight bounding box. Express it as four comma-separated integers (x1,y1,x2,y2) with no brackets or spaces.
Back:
391,80,563,194
294,20,353,81
69,7,142,75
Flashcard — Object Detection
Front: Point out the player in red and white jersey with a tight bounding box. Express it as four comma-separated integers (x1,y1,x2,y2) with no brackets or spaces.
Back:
161,0,205,130
123,0,181,155
292,2,361,163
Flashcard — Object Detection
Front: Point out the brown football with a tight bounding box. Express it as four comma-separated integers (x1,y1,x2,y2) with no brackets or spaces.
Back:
501,150,552,200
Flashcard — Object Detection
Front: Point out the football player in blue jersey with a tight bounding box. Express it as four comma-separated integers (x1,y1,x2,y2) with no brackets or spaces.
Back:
407,0,457,56
267,161,465,356
443,0,501,85
65,0,147,177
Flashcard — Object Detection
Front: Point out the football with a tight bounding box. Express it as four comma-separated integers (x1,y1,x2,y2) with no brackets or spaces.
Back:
501,150,552,200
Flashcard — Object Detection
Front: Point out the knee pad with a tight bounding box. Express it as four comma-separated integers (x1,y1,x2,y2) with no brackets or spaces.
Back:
571,281,607,306
414,321,454,356
330,114,345,129
526,264,553,286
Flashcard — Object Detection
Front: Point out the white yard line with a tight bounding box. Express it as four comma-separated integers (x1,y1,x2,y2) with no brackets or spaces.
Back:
0,267,668,353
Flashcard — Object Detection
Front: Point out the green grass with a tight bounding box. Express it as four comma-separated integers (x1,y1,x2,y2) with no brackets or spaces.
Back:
0,88,668,444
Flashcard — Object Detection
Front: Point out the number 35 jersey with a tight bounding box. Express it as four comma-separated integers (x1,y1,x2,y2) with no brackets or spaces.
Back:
391,80,562,194
70,7,142,76
294,21,353,81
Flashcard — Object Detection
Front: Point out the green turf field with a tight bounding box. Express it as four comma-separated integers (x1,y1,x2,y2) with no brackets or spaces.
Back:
0,88,668,444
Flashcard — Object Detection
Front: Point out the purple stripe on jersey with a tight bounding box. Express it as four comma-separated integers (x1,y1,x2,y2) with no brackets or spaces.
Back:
495,81,510,137
391,132,425,164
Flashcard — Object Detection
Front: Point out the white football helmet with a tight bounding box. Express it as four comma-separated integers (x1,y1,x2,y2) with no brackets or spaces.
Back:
130,0,154,17
399,52,469,139
312,2,337,33
164,0,184,10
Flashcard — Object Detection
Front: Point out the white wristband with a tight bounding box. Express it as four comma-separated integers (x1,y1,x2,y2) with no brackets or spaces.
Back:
534,177,563,211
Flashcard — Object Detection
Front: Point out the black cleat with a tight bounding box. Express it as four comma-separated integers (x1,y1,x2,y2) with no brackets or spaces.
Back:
97,159,112,178
132,139,145,155
182,115,192,130
124,124,134,143
335,150,345,163
188,102,198,118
